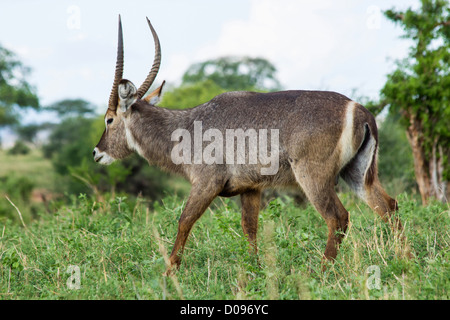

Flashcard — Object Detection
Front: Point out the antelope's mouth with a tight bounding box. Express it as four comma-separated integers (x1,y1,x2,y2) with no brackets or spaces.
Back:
93,152,115,165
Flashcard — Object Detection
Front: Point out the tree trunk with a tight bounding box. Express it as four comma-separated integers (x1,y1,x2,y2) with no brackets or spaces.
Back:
405,115,430,204
429,139,447,202
405,114,447,204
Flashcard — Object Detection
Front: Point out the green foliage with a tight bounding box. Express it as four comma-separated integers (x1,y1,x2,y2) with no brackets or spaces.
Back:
160,80,226,109
14,124,44,145
377,115,416,195
183,56,281,92
161,56,282,110
41,114,105,195
382,0,450,179
8,140,30,155
0,45,39,127
0,193,448,299
0,173,36,223
115,155,180,200
44,99,96,118
43,116,95,176
0,148,55,191
0,173,34,202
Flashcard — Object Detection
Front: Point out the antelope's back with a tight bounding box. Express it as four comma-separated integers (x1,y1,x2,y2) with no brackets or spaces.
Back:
194,90,352,140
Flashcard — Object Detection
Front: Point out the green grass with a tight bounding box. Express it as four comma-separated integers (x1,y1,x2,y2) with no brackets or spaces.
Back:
0,192,448,300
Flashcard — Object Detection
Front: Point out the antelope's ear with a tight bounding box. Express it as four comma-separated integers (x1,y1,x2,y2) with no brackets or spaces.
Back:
144,80,165,105
118,79,137,112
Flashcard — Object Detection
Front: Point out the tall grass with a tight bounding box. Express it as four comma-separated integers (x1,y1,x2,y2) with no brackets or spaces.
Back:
0,192,448,299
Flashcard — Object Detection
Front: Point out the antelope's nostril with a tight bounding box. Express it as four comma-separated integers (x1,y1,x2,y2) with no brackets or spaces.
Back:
93,149,96,157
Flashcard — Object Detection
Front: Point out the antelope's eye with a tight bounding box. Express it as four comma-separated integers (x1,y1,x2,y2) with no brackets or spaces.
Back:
106,118,114,125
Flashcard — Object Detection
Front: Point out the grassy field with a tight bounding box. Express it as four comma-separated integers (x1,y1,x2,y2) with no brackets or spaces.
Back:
0,149,55,191
0,190,448,300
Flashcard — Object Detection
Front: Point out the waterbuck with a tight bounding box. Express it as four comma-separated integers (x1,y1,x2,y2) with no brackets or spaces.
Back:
93,16,404,274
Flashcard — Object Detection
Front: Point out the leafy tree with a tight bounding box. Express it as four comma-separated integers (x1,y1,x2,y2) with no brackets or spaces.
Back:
15,124,41,144
43,116,95,175
8,140,30,155
183,56,281,92
14,123,55,146
380,0,449,204
161,56,281,110
0,45,39,126
45,98,96,118
160,79,226,109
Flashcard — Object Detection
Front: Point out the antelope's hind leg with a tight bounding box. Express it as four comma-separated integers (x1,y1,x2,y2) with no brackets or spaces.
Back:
291,162,349,264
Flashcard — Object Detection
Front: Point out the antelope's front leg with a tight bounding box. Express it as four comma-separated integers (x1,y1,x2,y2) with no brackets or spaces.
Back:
240,190,261,254
165,185,219,275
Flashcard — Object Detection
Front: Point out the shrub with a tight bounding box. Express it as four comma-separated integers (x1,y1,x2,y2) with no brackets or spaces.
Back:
8,140,30,155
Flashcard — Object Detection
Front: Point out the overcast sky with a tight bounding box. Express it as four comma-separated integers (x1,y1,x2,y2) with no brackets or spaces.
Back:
0,0,419,126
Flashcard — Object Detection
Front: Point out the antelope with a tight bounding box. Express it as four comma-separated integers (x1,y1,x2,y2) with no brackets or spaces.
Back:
93,16,404,275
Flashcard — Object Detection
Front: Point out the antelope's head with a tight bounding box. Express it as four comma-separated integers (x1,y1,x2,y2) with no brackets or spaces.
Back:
93,15,164,165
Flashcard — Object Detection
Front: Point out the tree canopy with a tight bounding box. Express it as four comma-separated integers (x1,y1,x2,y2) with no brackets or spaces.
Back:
45,98,97,118
160,79,226,109
182,56,281,92
161,56,281,110
0,45,39,126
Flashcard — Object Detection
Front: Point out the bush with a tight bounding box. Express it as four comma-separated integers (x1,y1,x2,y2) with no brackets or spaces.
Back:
8,140,30,155
0,173,35,223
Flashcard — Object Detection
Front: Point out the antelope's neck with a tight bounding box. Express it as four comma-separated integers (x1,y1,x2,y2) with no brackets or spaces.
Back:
126,102,191,175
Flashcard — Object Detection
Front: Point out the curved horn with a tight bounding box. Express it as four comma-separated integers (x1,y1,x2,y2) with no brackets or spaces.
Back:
136,17,161,99
108,15,124,111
